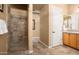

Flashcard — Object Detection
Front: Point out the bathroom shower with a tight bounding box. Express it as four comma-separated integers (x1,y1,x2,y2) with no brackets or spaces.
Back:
8,6,28,52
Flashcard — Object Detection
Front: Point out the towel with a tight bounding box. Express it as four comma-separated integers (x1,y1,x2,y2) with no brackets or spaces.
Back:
0,19,8,34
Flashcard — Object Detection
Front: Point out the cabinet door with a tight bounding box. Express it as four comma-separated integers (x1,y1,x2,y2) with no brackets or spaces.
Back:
63,33,69,45
70,34,76,48
0,36,8,54
76,34,79,49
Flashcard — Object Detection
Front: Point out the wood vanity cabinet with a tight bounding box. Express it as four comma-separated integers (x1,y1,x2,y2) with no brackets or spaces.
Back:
63,33,70,46
63,33,79,49
0,35,8,54
76,34,79,49
69,34,76,48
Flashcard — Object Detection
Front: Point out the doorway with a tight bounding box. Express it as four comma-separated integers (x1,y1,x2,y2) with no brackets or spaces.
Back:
8,4,28,52
32,4,41,47
32,4,49,51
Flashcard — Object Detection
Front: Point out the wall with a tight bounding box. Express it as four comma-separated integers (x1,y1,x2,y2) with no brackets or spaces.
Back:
33,13,40,38
0,5,7,20
40,5,49,46
68,4,79,15
28,4,33,53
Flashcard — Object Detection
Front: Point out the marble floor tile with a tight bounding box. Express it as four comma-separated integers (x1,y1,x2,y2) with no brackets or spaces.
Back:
8,42,79,55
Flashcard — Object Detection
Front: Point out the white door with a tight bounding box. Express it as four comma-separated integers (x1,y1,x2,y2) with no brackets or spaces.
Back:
51,6,63,47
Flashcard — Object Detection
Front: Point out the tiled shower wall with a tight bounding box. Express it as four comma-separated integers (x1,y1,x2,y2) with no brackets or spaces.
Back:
8,8,28,51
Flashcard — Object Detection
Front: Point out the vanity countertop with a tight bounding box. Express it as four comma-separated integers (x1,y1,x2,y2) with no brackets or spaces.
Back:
63,30,79,34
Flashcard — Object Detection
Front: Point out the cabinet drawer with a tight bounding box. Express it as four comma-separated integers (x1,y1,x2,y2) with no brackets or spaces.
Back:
69,34,76,48
63,33,69,45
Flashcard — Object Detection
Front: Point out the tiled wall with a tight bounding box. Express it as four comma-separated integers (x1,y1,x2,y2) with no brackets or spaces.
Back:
8,8,28,51
33,13,40,37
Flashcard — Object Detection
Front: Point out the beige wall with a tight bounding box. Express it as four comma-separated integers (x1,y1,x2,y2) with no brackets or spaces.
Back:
0,5,7,20
40,5,49,46
28,4,33,52
33,13,40,37
68,4,79,14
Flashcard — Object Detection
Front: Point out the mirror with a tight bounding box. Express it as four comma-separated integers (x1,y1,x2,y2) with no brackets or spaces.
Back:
63,15,71,31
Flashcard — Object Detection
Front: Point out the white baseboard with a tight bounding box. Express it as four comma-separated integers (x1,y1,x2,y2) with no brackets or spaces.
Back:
28,50,33,54
52,42,62,47
39,40,49,48
48,46,52,48
32,37,50,48
24,50,33,54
